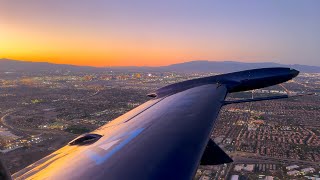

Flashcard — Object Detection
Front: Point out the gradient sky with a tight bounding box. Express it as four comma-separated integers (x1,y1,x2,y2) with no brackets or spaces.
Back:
1,0,320,66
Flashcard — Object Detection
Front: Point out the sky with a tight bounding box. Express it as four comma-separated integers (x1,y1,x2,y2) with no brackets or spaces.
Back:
1,0,320,67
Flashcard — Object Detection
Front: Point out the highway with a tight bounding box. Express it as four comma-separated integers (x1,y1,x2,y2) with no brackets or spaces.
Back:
231,152,320,167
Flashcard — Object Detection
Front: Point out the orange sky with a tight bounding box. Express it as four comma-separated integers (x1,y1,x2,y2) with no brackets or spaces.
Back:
1,1,319,66
0,19,262,67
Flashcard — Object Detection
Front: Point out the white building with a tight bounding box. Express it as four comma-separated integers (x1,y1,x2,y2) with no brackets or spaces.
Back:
243,164,254,172
199,175,210,180
287,170,300,176
301,167,315,175
230,175,239,180
286,165,299,170
265,176,274,180
234,164,254,172
234,164,244,172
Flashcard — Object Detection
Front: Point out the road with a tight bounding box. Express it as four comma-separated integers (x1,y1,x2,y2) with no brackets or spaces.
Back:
231,151,319,166
0,110,29,137
0,110,66,138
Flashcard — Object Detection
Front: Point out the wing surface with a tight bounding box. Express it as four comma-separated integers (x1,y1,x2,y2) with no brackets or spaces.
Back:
14,84,227,180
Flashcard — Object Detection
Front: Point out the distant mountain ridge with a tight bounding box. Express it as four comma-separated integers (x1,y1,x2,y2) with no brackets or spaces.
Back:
1,59,320,73
0,59,99,73
163,60,320,73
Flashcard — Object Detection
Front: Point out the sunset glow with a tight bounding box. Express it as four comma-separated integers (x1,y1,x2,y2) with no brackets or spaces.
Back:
1,0,320,66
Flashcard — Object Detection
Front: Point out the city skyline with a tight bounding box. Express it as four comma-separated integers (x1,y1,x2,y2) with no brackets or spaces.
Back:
1,1,320,66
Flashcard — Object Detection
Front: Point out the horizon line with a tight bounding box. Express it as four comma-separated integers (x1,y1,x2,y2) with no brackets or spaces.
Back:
1,58,317,68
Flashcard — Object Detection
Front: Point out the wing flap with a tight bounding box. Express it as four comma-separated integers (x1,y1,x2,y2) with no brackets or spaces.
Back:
200,139,233,165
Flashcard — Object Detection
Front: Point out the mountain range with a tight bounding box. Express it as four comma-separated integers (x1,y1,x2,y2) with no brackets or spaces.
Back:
1,59,320,73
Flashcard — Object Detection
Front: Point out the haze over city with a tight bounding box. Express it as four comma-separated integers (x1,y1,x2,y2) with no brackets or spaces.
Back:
1,0,320,66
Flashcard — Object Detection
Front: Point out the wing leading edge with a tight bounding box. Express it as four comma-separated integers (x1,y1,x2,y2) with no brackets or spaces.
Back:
12,67,299,180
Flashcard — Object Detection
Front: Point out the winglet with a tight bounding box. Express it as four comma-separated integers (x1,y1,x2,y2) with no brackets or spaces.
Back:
148,68,299,98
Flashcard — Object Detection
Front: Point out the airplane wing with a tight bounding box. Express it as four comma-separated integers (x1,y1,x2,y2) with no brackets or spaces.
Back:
10,67,299,180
